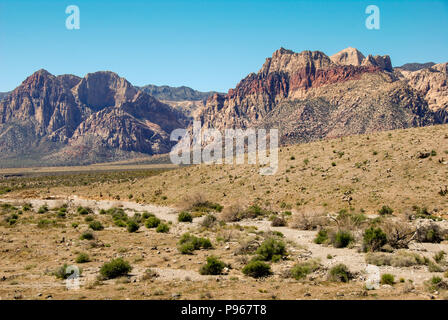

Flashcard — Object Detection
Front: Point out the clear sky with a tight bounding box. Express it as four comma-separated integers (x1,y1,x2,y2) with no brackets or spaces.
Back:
0,0,447,93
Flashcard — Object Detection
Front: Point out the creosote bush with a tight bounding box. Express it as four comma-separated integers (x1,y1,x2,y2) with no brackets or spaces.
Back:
328,264,351,282
89,221,104,231
314,229,328,244
156,223,170,233
290,260,320,280
75,252,91,263
381,273,395,285
363,227,387,252
242,261,272,278
80,231,95,240
145,216,161,228
254,238,287,262
54,264,81,279
378,206,394,216
178,233,212,254
331,230,354,248
99,258,132,280
178,211,193,223
126,220,139,233
199,256,226,275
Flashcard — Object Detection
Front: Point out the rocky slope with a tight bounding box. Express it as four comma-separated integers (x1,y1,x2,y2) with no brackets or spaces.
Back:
396,63,448,123
197,47,443,144
0,70,188,166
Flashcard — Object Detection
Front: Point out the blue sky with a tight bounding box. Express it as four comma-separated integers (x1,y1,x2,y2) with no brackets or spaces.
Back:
0,0,447,92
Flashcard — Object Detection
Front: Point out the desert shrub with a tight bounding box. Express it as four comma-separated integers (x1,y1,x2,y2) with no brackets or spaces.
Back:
242,261,272,278
80,231,95,240
428,260,444,272
290,210,329,230
220,204,245,222
57,210,66,218
5,213,19,226
314,229,328,244
434,251,446,264
142,211,154,219
37,205,49,214
201,214,217,228
71,222,79,228
145,216,161,228
378,206,394,216
77,206,91,215
178,233,212,254
381,273,395,285
126,220,139,233
54,264,81,279
99,258,132,279
366,251,427,267
156,223,170,233
199,256,226,275
416,222,444,243
22,203,32,211
331,230,353,248
37,219,52,228
271,216,286,227
235,238,260,255
337,209,367,228
84,216,94,222
363,227,387,252
178,211,193,223
182,193,223,213
254,238,286,262
75,252,90,263
328,264,351,282
381,220,415,249
290,260,320,280
426,276,448,291
89,221,104,231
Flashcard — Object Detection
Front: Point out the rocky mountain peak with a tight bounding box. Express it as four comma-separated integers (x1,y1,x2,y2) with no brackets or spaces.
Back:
361,54,393,72
74,71,138,110
260,48,333,76
330,47,366,66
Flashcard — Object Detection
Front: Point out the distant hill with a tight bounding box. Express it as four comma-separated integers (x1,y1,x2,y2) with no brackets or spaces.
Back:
138,84,221,102
396,62,436,72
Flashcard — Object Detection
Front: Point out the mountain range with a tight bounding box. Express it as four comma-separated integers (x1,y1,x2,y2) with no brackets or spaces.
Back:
0,47,447,167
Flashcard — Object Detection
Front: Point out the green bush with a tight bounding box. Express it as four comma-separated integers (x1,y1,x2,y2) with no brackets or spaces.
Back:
99,258,132,279
77,206,91,215
22,203,32,211
328,264,351,282
178,233,212,254
378,206,394,215
199,256,226,275
145,216,161,228
54,264,81,279
75,252,90,263
255,238,287,262
178,211,193,223
363,227,387,252
80,231,94,240
84,216,94,222
242,261,272,278
381,273,395,285
290,260,320,280
156,223,170,233
37,205,49,214
332,230,353,248
201,214,217,228
314,229,328,244
126,220,139,233
89,221,104,231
